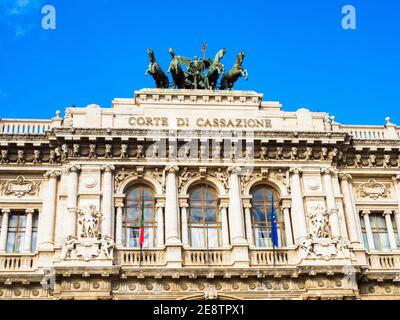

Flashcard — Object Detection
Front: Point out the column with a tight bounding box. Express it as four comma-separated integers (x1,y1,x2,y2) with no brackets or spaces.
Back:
157,202,165,247
38,170,60,250
101,165,115,238
289,168,308,243
384,210,397,250
179,201,188,246
220,202,230,247
165,166,180,245
114,195,124,247
66,165,80,238
339,174,360,244
348,177,364,242
282,203,294,246
395,211,400,244
228,167,246,245
321,168,340,239
361,210,375,250
0,209,10,253
24,209,34,253
243,202,254,246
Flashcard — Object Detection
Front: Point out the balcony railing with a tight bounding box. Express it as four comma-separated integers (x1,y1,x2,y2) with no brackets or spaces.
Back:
116,249,166,267
0,119,51,135
0,254,37,272
367,253,400,270
184,249,232,267
341,126,387,140
249,248,296,266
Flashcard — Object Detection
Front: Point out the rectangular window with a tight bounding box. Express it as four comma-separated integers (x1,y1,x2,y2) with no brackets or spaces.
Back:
31,214,39,252
6,213,26,253
370,213,390,251
392,215,400,248
360,217,369,249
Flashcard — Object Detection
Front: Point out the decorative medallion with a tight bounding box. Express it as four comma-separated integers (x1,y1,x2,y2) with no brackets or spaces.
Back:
1,176,40,198
356,179,391,200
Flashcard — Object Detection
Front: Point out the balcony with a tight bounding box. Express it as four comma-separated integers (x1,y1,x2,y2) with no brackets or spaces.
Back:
367,253,400,271
116,249,166,267
340,124,400,141
0,119,51,135
0,254,37,272
183,249,232,267
249,248,296,267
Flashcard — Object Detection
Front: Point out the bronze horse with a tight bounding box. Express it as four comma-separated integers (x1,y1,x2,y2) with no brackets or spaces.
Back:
220,51,248,90
205,48,226,90
145,48,169,89
167,48,190,89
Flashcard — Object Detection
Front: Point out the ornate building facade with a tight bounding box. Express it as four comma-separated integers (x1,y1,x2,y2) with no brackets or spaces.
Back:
0,89,399,300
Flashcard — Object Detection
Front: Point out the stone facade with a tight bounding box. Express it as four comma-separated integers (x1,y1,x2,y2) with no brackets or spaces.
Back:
0,89,399,300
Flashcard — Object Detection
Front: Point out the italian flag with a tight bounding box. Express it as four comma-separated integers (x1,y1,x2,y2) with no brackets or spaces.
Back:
139,194,145,248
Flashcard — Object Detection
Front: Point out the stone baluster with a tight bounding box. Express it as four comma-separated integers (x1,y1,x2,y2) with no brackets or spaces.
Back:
321,168,341,239
289,168,308,243
66,165,81,238
281,201,294,247
38,170,60,250
243,201,254,246
361,210,375,250
24,209,34,253
101,165,115,238
0,209,10,253
384,210,397,250
339,174,361,244
157,201,165,247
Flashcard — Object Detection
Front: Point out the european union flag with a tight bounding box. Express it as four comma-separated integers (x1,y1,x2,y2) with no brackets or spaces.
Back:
270,194,279,248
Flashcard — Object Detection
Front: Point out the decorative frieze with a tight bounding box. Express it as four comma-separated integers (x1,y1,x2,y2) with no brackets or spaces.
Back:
0,176,40,198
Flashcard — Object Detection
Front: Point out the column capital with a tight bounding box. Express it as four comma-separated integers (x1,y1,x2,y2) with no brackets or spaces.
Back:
227,166,241,174
383,210,393,216
157,202,166,209
392,175,400,183
360,210,371,216
289,167,302,175
339,173,352,182
44,170,61,179
243,202,252,209
165,165,179,173
101,165,115,172
1,209,10,214
321,168,335,176
67,164,81,173
219,202,229,209
25,209,35,215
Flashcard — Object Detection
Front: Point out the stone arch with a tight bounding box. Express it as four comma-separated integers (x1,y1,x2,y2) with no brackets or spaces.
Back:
243,176,287,198
180,175,226,197
118,175,163,195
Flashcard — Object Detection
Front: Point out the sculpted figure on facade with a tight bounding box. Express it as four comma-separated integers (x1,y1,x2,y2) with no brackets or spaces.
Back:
182,145,191,160
178,167,196,192
245,145,253,160
120,144,128,159
169,144,176,159
78,205,102,239
307,205,331,240
211,168,229,191
305,147,313,160
260,146,268,160
89,144,97,159
114,168,129,192
60,236,77,260
104,144,113,159
136,144,144,159
32,150,41,164
212,145,221,160
204,284,218,300
368,154,376,167
354,154,362,167
383,154,391,168
49,149,56,164
0,149,9,164
199,145,207,160
61,144,69,163
54,146,61,163
327,148,338,161
16,150,25,164
99,235,115,259
275,146,283,160
290,147,298,160
150,167,166,191
320,147,328,160
229,145,237,161
72,144,80,158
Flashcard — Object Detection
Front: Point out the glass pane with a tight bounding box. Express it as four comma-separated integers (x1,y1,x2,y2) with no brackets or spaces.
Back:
190,188,202,200
255,228,269,247
207,228,218,248
17,232,25,253
376,216,386,228
144,207,153,223
205,208,216,222
379,233,391,251
31,232,37,252
205,189,216,200
8,215,18,228
362,232,369,249
127,228,139,248
190,228,204,248
18,215,26,227
253,207,265,223
6,232,16,253
190,208,202,223
127,208,139,223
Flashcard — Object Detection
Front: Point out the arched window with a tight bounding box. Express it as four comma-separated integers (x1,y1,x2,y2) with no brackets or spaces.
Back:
188,184,220,248
122,185,157,248
251,186,285,248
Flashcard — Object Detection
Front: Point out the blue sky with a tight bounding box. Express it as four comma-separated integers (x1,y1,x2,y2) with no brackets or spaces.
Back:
0,0,399,125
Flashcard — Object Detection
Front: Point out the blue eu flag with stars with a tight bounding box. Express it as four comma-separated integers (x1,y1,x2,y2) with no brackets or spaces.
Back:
270,194,279,248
